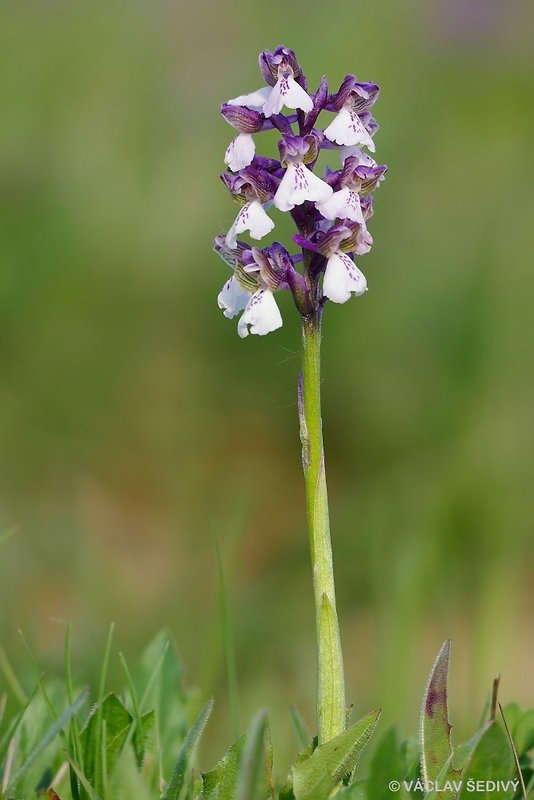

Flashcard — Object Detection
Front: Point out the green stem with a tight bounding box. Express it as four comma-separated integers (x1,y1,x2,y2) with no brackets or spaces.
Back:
300,310,346,743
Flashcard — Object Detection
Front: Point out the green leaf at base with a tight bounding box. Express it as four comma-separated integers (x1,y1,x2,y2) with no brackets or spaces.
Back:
292,709,380,800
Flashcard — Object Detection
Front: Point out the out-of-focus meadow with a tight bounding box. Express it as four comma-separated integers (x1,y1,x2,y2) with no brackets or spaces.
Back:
1,0,533,770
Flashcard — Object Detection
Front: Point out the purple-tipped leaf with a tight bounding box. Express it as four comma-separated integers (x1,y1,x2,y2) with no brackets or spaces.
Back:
420,640,461,793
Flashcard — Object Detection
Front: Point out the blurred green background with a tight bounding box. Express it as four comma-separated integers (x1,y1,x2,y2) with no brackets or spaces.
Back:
1,0,533,773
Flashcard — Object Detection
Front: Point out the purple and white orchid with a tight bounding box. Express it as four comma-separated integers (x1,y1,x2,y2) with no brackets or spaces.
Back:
216,46,387,336
214,47,390,749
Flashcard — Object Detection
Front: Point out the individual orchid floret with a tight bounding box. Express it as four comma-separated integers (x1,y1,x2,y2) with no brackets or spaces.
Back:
222,165,278,249
258,46,312,117
296,225,368,304
323,249,367,304
221,103,265,171
225,201,275,250
229,46,313,121
323,75,379,152
323,105,376,151
274,135,333,212
316,185,364,224
215,241,286,338
262,64,313,118
259,46,303,85
316,152,386,221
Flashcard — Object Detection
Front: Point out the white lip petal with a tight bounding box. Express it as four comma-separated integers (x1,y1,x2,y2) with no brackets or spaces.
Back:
323,252,367,304
225,201,274,250
224,133,255,172
237,289,283,337
217,275,251,319
324,108,376,151
263,75,313,118
316,187,364,223
274,162,333,212
246,200,275,240
227,87,271,111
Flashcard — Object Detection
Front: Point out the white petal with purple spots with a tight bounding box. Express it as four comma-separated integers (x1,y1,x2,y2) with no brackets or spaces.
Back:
323,252,367,304
218,275,251,319
274,162,333,212
225,200,275,250
316,186,364,223
237,289,283,337
263,75,313,118
224,133,256,172
323,108,376,151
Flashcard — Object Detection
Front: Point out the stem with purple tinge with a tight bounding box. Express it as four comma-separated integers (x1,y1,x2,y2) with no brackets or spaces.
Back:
299,309,346,744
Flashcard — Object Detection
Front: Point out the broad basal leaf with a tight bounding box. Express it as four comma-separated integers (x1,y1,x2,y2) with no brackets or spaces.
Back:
81,692,133,794
201,735,246,800
292,709,380,800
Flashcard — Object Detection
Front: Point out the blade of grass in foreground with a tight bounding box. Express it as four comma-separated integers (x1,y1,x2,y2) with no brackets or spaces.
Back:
163,697,214,800
214,525,240,740
65,623,83,800
6,689,88,793
236,709,272,800
93,622,116,794
0,646,27,706
290,706,312,752
499,703,527,800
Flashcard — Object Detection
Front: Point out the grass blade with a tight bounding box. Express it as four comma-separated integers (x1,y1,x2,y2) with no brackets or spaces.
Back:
290,706,312,752
499,703,527,800
236,710,272,800
163,697,214,800
65,624,83,800
214,527,240,740
93,622,115,793
7,689,88,792
0,647,27,706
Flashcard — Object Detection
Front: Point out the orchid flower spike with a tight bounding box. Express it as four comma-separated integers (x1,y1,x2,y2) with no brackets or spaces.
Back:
215,46,387,336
